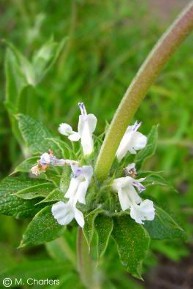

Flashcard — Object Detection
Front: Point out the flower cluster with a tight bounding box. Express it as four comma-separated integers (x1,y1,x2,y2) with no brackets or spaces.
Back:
31,103,155,227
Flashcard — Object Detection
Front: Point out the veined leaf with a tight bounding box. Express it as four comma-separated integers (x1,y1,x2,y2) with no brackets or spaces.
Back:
38,188,64,204
12,156,39,174
95,214,113,258
20,206,65,247
83,208,103,248
144,206,185,240
14,182,55,200
32,37,67,83
139,171,176,191
112,216,150,279
17,114,63,156
0,176,44,218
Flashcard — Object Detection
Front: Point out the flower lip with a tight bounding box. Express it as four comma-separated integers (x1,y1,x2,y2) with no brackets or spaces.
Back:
130,200,155,224
51,200,85,227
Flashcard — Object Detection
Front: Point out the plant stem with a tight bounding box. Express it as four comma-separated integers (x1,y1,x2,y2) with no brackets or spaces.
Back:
95,1,193,180
77,228,101,289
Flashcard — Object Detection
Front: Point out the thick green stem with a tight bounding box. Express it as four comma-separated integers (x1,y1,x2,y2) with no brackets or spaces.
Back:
95,1,193,180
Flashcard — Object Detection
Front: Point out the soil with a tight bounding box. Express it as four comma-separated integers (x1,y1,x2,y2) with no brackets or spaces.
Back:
143,253,193,289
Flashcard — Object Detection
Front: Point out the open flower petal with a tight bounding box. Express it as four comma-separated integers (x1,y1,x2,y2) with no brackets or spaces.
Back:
68,132,81,141
65,165,93,204
78,114,97,155
51,200,85,227
77,103,97,156
129,131,147,152
113,176,142,211
58,123,73,136
130,199,155,224
116,122,147,161
74,207,85,227
51,201,74,225
58,123,80,142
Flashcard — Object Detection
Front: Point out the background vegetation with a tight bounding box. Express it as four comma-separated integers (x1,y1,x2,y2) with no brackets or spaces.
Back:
0,0,192,288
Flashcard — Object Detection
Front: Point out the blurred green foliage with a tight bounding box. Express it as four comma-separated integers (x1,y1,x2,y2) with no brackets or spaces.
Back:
0,0,193,288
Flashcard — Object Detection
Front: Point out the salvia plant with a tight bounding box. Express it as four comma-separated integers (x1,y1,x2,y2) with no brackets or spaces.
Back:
1,2,193,289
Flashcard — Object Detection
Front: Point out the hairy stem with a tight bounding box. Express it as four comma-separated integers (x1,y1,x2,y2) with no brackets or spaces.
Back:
95,1,193,180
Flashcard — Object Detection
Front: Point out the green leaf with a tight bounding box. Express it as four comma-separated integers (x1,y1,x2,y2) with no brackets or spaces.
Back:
83,208,103,248
140,171,176,191
32,37,67,82
14,182,55,200
144,206,185,240
0,259,69,283
112,216,150,279
39,166,71,203
20,206,65,247
12,156,39,174
95,214,113,258
143,172,169,187
135,125,158,169
0,176,44,218
4,47,34,145
17,114,63,156
38,188,64,204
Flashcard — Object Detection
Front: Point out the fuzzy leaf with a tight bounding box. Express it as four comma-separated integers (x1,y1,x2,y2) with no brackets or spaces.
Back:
38,188,64,204
20,206,65,247
14,182,55,200
17,114,63,156
12,156,39,174
0,176,45,218
144,206,185,240
83,208,103,248
135,125,158,169
32,37,67,83
95,214,113,258
143,172,169,187
112,216,150,279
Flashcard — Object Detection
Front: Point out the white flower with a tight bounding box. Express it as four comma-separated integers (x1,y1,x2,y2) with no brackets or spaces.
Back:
65,165,93,204
116,121,147,161
78,102,97,156
58,123,80,141
51,200,84,227
40,153,51,165
112,172,155,224
130,200,155,224
58,103,97,156
113,176,144,211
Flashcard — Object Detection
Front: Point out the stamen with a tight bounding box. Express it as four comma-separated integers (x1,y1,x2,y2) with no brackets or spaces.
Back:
78,102,87,115
132,121,142,132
